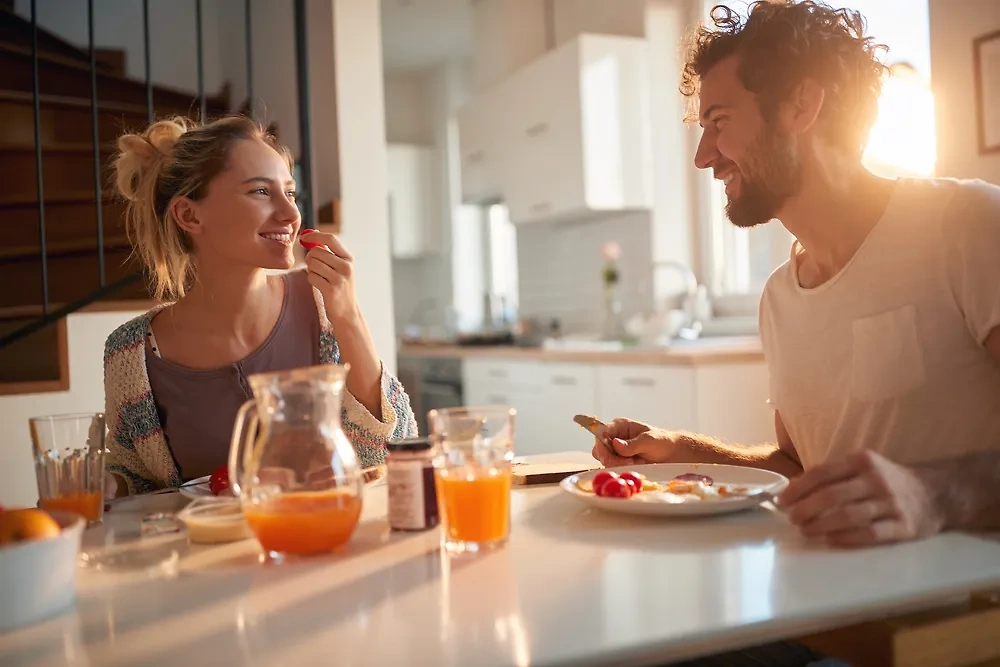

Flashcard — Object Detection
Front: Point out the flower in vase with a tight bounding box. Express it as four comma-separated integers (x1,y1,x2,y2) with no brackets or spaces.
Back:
601,241,621,287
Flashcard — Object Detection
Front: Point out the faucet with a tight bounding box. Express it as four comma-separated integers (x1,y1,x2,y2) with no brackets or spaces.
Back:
651,260,703,340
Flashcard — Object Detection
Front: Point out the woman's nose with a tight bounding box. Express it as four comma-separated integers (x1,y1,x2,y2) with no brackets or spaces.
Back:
277,195,300,222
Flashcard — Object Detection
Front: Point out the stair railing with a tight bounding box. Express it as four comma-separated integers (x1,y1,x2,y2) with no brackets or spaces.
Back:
0,0,314,350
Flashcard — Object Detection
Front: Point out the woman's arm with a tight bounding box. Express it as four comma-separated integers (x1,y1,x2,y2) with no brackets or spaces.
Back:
330,306,384,419
103,333,162,496
328,330,419,467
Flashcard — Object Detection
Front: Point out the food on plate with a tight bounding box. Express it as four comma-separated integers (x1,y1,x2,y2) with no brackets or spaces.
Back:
673,473,713,486
578,470,753,501
619,471,646,490
600,477,634,498
0,508,61,546
209,464,231,496
590,470,618,495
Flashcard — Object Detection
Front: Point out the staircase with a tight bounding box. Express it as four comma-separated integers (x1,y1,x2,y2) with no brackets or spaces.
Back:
0,7,231,393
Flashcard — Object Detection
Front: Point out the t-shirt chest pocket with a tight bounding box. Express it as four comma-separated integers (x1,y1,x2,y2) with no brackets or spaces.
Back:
851,304,927,402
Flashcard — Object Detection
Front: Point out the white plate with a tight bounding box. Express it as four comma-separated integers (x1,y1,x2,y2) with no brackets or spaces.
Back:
560,463,789,517
179,476,213,499
179,465,388,499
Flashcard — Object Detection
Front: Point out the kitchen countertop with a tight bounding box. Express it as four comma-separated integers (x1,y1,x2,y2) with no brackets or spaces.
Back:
6,452,1000,667
398,336,765,365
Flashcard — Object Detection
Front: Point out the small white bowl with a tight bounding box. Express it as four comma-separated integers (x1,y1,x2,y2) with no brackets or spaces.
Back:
0,511,84,632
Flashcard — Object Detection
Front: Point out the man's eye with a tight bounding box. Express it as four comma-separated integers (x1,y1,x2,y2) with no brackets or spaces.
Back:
251,187,268,196
287,191,297,201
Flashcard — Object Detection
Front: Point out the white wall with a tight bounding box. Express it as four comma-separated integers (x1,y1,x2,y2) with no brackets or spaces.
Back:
552,0,647,45
0,311,145,508
517,212,654,333
470,0,548,93
929,0,1000,184
332,0,397,372
15,0,225,99
384,73,435,144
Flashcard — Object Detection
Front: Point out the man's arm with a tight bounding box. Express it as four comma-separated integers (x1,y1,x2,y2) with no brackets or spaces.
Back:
592,412,804,479
922,325,1000,530
915,451,1000,531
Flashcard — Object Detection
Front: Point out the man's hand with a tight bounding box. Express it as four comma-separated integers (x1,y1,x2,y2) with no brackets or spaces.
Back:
591,418,701,467
778,450,945,547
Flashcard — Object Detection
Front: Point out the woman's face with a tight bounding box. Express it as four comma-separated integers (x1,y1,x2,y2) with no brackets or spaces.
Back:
184,138,300,271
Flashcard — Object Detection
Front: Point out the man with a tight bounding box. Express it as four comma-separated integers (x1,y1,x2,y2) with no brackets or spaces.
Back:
593,0,1000,548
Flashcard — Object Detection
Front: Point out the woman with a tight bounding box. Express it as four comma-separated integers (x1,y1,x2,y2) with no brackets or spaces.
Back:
103,115,417,496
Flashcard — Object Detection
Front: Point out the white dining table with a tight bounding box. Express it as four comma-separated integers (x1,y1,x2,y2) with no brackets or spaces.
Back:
2,451,1000,667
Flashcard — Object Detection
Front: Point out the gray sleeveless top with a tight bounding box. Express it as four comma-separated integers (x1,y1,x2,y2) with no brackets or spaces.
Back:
145,271,321,481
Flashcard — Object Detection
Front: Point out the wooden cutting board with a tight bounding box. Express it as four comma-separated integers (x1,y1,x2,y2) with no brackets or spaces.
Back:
511,461,602,486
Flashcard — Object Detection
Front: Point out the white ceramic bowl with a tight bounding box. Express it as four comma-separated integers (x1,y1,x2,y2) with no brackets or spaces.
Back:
0,511,84,631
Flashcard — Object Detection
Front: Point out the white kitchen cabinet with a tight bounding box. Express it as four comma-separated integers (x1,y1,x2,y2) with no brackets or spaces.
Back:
462,357,770,457
456,91,506,204
457,33,653,225
596,365,698,433
694,363,773,444
386,143,438,258
462,359,549,456
533,363,598,454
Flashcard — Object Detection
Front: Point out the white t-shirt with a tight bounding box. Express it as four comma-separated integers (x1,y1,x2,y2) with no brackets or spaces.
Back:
759,178,1000,469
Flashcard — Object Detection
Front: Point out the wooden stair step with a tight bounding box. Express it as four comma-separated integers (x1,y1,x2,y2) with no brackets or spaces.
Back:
0,189,113,208
0,42,230,113
0,234,130,260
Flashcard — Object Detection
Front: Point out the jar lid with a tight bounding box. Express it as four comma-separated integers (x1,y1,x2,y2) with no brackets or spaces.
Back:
387,437,433,452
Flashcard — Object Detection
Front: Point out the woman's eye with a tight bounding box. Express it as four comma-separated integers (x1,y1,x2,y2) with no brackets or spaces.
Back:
250,187,268,196
713,116,729,128
287,191,298,201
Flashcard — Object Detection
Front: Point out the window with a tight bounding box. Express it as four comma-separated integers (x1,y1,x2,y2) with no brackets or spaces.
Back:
700,0,934,302
450,203,518,332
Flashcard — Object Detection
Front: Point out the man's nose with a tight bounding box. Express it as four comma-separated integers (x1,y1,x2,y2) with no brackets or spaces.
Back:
694,130,718,171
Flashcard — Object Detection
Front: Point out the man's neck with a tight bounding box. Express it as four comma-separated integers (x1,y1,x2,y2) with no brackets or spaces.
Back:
777,161,895,286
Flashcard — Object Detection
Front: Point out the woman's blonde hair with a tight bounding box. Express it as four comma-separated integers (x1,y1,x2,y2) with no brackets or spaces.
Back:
114,115,294,301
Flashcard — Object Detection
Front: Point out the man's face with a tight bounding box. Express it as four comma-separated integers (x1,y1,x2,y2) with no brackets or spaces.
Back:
693,55,801,228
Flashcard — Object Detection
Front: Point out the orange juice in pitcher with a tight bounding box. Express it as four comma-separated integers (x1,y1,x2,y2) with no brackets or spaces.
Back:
244,490,362,555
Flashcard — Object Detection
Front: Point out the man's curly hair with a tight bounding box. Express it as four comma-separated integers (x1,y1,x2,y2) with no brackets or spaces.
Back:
681,1,889,158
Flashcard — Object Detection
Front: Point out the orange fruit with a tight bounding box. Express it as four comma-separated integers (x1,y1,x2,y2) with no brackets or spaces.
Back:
0,509,61,546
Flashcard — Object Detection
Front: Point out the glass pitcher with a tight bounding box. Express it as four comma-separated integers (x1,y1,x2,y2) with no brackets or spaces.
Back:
229,364,363,560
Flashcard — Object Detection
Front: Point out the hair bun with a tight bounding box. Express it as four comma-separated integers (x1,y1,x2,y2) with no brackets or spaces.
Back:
114,118,189,203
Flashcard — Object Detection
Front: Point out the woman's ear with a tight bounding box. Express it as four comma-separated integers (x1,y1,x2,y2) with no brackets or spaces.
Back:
170,197,203,236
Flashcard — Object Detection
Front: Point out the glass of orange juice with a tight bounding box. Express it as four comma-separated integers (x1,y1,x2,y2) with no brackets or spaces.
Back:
429,406,515,555
29,413,107,525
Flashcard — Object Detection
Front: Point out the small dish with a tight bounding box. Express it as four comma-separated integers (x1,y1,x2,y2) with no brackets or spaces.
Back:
177,497,253,544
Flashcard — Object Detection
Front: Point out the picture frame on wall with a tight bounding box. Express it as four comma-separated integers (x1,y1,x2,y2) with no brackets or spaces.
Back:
973,29,1000,155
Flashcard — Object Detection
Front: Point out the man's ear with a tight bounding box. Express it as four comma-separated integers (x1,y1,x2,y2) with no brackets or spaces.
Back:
784,78,825,135
170,197,203,236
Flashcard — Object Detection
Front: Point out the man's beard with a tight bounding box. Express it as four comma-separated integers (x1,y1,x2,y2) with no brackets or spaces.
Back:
725,124,801,228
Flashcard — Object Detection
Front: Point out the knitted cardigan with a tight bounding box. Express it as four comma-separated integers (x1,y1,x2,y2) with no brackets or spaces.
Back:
103,285,418,494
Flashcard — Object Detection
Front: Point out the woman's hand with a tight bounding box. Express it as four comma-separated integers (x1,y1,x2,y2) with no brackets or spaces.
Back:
301,230,361,326
300,230,384,417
